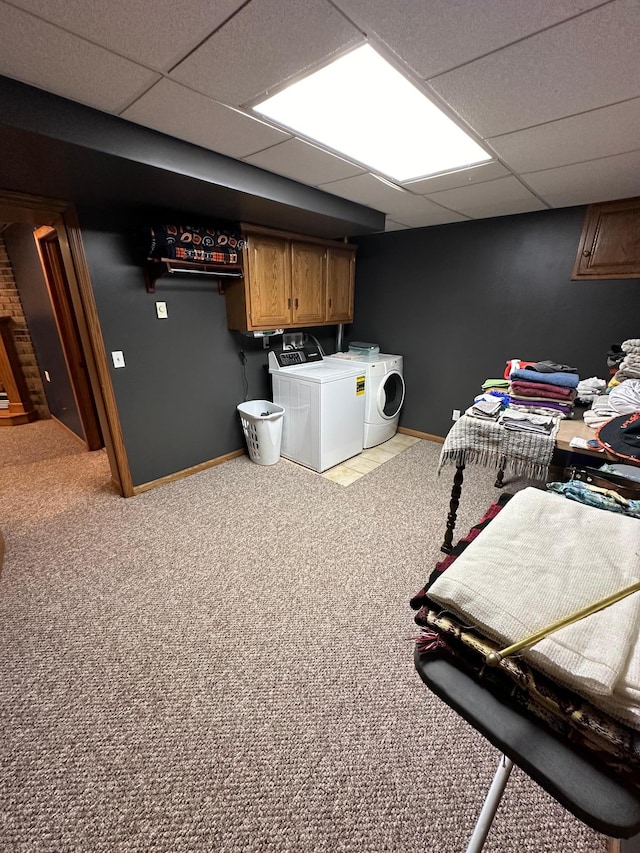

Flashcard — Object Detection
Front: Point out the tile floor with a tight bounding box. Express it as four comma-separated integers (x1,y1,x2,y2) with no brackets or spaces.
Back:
320,432,421,486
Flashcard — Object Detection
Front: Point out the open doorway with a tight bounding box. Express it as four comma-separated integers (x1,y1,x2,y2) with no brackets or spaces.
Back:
0,190,131,496
32,225,102,451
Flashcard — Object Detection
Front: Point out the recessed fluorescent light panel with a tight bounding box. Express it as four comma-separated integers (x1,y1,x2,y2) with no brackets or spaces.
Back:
253,44,491,183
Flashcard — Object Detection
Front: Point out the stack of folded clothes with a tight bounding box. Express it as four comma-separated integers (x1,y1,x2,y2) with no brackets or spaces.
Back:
466,395,502,421
508,359,579,419
499,410,557,434
576,376,606,404
584,378,640,429
478,377,510,408
616,339,640,383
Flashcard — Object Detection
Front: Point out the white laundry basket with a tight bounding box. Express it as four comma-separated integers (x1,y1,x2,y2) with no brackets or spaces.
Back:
237,400,285,465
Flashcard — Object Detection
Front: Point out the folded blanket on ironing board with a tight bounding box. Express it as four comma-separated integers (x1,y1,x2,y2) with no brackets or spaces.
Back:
511,368,580,389
428,487,640,729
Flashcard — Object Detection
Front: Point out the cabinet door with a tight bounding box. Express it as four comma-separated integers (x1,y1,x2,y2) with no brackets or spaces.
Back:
326,247,355,323
246,233,292,327
572,197,640,279
291,241,326,326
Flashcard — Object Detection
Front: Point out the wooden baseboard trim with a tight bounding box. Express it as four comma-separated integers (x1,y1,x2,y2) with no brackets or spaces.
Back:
397,426,445,444
607,839,621,853
0,409,38,426
131,449,246,496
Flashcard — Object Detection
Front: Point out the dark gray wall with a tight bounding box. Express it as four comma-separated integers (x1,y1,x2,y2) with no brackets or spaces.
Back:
4,223,83,438
0,76,381,488
349,206,640,439
78,206,340,486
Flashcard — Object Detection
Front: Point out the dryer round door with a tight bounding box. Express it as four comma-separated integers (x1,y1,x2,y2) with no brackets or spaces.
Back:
377,370,405,420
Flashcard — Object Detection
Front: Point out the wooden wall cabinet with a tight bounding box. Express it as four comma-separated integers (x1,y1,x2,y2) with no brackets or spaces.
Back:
224,225,356,331
572,197,640,279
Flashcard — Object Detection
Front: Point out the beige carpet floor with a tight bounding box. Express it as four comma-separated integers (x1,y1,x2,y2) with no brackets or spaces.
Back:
0,420,608,852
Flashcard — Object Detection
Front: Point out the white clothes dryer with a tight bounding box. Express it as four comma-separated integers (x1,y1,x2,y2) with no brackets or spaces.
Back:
325,353,405,448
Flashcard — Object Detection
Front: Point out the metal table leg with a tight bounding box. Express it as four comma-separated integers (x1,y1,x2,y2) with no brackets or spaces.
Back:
465,755,514,853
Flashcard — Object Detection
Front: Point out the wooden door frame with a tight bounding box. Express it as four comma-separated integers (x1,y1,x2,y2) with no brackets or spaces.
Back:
33,225,102,451
0,189,133,496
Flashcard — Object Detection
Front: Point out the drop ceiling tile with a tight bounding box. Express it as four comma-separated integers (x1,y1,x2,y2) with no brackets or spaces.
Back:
333,0,605,78
522,150,640,208
243,138,365,185
425,176,547,218
384,220,410,232
391,208,469,228
401,161,510,193
122,79,290,158
4,0,246,72
170,0,362,107
487,98,640,173
319,173,456,220
429,0,640,137
0,2,158,112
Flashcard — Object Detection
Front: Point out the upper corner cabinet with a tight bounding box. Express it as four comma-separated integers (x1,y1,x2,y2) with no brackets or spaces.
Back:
325,245,356,324
572,197,640,280
223,225,356,331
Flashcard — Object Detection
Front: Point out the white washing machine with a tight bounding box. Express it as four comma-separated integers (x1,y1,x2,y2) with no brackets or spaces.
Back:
325,352,405,448
268,345,366,472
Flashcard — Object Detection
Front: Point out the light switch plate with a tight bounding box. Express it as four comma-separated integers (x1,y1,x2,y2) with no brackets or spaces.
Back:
112,351,125,368
155,301,168,319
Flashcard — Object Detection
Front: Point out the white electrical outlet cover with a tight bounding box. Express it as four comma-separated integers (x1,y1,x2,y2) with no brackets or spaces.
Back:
112,351,125,368
156,301,168,318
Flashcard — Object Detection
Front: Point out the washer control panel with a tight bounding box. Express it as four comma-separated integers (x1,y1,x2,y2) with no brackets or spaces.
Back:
270,347,323,369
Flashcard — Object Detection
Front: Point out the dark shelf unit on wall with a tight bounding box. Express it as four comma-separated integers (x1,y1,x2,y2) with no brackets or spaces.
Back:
143,257,244,294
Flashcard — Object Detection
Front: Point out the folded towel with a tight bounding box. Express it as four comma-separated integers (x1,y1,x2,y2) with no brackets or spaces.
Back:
510,380,576,400
622,339,640,352
508,399,573,415
512,368,580,389
482,378,510,390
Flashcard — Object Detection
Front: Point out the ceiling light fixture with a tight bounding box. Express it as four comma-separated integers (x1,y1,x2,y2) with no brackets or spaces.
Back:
253,44,491,183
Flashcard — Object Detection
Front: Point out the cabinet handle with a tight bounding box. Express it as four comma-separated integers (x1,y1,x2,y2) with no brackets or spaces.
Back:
294,297,299,309
288,297,291,308
328,298,332,308
582,249,592,257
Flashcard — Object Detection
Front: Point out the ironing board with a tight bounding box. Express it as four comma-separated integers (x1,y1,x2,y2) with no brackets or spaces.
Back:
414,647,640,851
413,483,640,852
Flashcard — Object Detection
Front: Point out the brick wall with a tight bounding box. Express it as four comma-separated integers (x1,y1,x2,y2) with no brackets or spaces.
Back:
0,234,49,418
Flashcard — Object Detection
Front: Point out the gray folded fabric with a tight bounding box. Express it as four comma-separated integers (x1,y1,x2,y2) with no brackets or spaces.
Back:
528,359,578,374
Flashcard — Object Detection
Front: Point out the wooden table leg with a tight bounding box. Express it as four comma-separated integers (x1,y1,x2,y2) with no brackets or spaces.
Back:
495,455,507,488
441,463,465,553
